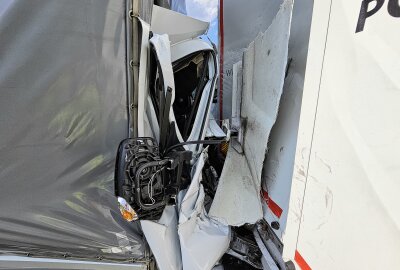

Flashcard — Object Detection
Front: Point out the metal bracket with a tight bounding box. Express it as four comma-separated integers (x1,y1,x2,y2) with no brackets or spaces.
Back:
130,60,140,68
230,117,245,154
129,9,140,20
227,231,263,269
255,220,296,270
256,220,284,253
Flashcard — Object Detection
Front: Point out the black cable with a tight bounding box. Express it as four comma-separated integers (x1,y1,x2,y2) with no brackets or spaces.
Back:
163,139,225,156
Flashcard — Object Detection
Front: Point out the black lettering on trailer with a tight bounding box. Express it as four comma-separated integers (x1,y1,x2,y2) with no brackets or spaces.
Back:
388,0,400,17
356,0,385,33
356,0,400,33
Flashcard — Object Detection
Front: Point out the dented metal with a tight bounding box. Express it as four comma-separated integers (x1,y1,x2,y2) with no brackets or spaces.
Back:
0,1,298,269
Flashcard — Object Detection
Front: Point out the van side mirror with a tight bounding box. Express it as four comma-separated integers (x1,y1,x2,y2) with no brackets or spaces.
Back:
114,137,191,221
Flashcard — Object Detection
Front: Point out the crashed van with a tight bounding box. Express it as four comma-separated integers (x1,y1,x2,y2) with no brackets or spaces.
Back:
0,1,297,269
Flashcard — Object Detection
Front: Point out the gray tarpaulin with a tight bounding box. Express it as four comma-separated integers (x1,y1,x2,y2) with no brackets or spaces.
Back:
0,0,146,261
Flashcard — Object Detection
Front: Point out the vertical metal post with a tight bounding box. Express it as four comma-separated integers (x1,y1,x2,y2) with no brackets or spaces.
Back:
130,0,140,137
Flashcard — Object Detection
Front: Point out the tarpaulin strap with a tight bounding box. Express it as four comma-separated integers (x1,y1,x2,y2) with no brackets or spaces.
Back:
295,250,312,270
262,189,283,218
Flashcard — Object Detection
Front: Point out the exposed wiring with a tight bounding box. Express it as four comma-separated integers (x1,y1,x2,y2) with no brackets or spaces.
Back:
144,166,165,206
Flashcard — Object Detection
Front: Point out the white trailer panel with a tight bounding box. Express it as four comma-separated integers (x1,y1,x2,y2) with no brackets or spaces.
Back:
284,0,400,269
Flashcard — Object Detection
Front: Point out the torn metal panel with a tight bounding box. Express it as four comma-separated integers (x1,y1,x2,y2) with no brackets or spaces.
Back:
209,0,293,226
230,61,244,153
135,31,223,269
178,153,230,270
231,61,243,132
262,0,314,241
140,153,230,270
0,0,145,260
209,144,262,226
241,0,293,189
205,118,226,139
149,34,183,143
141,206,182,270
149,34,176,101
170,39,214,62
151,5,209,44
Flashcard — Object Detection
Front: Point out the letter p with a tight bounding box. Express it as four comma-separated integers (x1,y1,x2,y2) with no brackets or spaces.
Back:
356,0,385,32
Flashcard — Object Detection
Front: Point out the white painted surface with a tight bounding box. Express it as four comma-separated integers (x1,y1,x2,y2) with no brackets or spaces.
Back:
282,0,332,260
142,34,182,270
284,0,400,269
209,0,293,226
142,21,223,269
205,118,226,139
231,61,242,131
171,39,213,62
151,5,209,44
141,206,182,270
241,0,293,190
209,144,263,226
142,153,230,270
261,0,313,239
149,34,176,103
178,153,230,270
